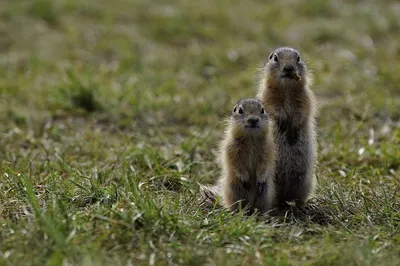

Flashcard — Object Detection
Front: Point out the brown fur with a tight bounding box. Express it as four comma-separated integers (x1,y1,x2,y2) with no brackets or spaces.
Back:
257,47,317,208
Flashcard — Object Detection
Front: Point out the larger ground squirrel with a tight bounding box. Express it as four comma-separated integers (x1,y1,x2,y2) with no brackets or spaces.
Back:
257,47,317,208
218,98,276,214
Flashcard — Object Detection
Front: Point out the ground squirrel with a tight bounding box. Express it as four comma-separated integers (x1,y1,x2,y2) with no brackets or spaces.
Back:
214,98,276,214
257,47,317,209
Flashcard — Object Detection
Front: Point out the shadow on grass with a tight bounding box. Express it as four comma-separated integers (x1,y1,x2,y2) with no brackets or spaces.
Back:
199,193,352,226
267,202,334,225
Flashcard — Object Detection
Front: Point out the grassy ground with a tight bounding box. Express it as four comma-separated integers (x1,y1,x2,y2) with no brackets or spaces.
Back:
1,0,400,265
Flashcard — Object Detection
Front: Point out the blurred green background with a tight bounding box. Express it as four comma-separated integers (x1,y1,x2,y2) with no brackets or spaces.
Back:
1,0,400,265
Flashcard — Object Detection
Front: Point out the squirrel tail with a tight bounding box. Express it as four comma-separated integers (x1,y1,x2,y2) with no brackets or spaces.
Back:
198,183,222,209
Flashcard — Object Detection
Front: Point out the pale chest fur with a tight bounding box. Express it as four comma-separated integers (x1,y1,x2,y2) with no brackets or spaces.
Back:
225,137,267,178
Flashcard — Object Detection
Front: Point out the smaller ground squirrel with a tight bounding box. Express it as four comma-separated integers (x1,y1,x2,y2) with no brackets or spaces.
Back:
217,98,276,214
257,47,317,208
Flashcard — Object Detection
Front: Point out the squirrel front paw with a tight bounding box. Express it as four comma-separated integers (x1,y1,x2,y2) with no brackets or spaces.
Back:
241,180,251,190
256,181,266,195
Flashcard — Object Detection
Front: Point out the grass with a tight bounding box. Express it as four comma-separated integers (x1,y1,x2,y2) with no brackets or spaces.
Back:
1,0,400,265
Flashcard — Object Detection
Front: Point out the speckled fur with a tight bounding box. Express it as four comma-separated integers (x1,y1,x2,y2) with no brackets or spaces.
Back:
218,99,276,214
257,47,317,208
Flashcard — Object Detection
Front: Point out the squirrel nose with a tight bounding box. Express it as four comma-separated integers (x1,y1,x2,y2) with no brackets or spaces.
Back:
247,117,260,126
283,64,294,72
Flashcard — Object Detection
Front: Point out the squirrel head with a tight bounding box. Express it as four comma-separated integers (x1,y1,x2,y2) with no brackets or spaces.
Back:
264,47,308,87
230,98,269,137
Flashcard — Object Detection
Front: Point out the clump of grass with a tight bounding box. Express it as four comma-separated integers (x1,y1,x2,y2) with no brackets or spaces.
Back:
27,0,61,26
70,86,100,113
7,110,27,126
56,70,103,113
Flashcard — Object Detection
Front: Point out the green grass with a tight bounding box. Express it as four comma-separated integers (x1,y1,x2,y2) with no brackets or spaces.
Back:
1,0,400,265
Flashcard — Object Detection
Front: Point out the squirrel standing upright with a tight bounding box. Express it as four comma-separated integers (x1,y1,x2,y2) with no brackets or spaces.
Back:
201,99,276,214
257,47,317,208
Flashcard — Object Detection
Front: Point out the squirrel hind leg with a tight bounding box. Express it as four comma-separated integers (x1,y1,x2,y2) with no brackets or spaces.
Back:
252,193,273,215
294,199,307,209
229,199,254,214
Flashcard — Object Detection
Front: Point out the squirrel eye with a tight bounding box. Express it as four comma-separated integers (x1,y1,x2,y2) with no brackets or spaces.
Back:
273,55,278,62
233,105,237,113
297,55,301,62
261,107,265,114
238,106,244,114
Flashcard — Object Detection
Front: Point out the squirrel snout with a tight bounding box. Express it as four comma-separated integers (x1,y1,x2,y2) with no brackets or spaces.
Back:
283,64,294,72
247,117,260,127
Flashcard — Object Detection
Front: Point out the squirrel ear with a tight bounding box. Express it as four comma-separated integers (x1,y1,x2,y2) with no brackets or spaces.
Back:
233,105,237,113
